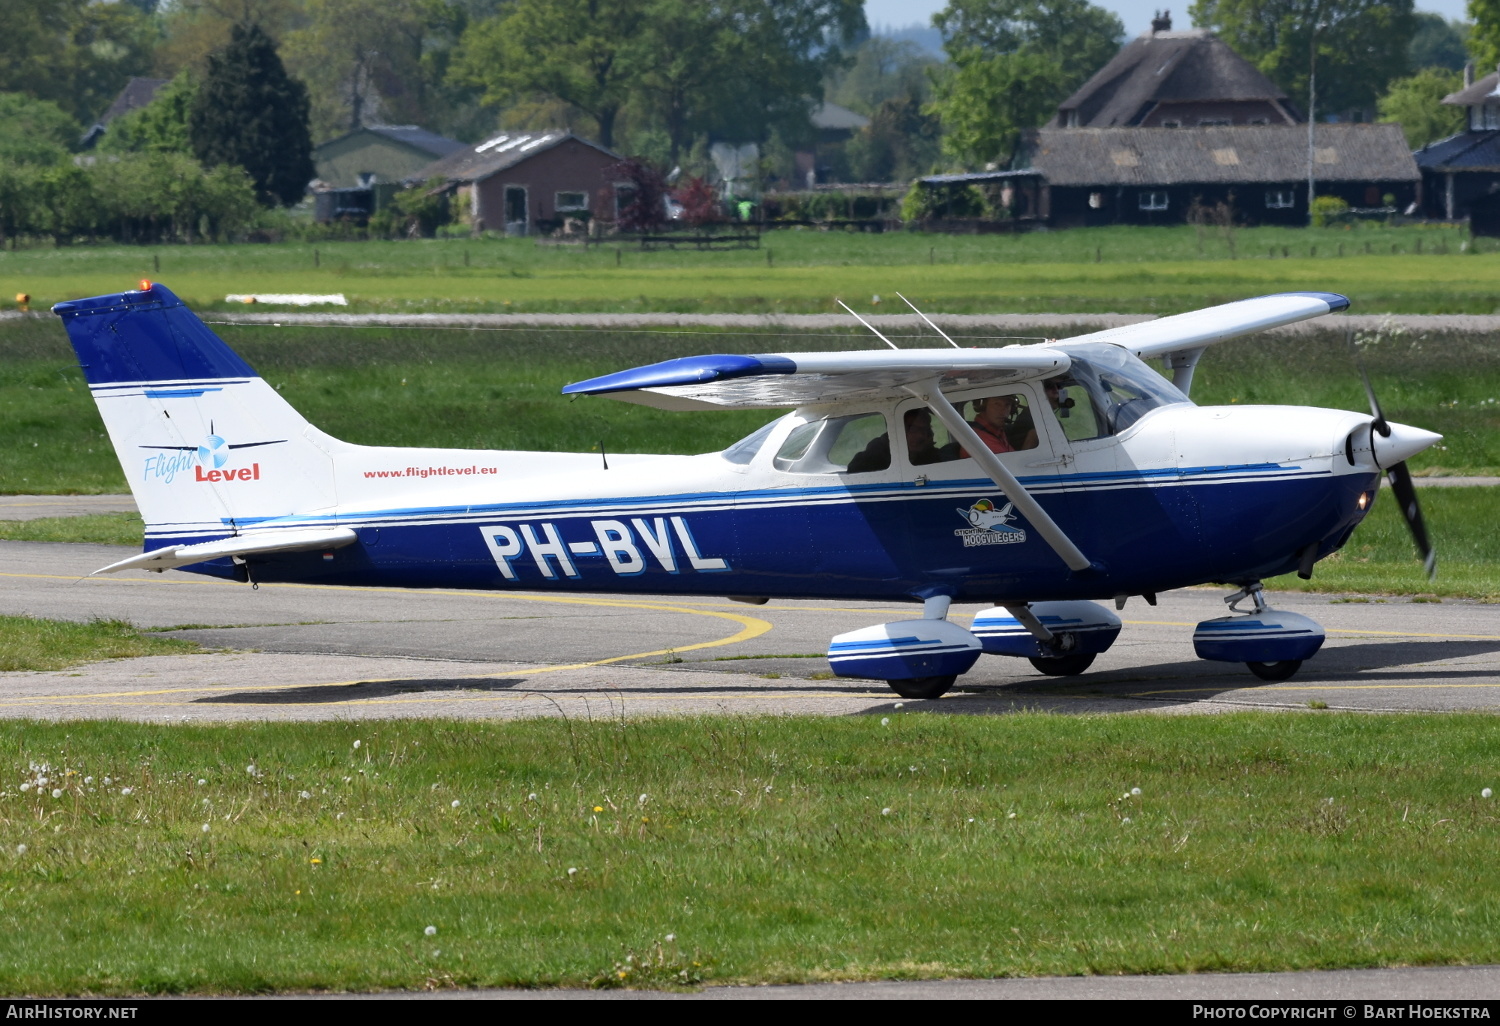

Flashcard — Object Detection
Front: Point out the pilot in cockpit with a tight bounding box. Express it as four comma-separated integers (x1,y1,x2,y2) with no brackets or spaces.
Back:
959,394,1018,457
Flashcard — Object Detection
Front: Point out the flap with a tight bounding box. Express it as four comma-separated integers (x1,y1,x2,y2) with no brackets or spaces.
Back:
94,526,358,575
562,348,1072,410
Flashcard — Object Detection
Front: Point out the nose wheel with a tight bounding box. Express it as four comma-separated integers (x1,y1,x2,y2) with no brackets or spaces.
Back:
1246,659,1302,681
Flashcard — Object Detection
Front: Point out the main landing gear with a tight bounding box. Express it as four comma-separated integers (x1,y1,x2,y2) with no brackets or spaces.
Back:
1192,582,1326,680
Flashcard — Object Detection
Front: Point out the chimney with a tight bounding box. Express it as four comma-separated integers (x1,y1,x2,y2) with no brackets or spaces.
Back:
1151,9,1172,33
1465,61,1474,88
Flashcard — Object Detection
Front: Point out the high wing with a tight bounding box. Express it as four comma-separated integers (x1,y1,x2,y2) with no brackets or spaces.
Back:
562,348,1071,410
563,293,1346,410
1056,292,1348,359
93,526,357,575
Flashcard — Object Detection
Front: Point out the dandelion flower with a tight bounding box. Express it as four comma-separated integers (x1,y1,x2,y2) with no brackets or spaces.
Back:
424,925,437,936
880,717,890,726
967,817,975,823
665,933,676,942
310,858,322,865
120,787,133,796
50,789,62,799
1485,788,1494,799
83,777,93,785
103,777,112,786
18,784,28,793
1131,787,1141,796
1122,817,1132,824
299,791,311,800
245,766,256,775
201,824,210,833
638,794,648,804
909,765,917,772
593,806,603,813
15,844,26,855
35,777,46,788
353,740,361,749
451,800,460,809
567,867,578,876
1007,812,1016,819
528,793,538,801
881,807,892,816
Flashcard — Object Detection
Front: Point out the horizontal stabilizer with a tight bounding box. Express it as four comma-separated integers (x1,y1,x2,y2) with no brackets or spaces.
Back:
94,526,357,575
563,348,1071,409
1059,292,1349,359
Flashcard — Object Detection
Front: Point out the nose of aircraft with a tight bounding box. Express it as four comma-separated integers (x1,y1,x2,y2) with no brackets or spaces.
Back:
1372,421,1443,468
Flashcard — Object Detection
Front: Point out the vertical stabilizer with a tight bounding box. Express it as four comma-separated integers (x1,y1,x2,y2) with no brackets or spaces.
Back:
53,283,337,543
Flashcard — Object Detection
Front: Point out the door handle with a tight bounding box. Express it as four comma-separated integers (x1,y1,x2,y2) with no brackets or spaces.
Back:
1024,455,1072,468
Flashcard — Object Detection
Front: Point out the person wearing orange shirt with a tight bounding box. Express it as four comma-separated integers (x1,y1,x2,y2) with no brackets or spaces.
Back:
959,394,1017,457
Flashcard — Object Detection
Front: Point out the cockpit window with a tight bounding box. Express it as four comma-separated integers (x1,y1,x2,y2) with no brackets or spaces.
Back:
721,419,779,465
774,412,891,474
1051,343,1190,438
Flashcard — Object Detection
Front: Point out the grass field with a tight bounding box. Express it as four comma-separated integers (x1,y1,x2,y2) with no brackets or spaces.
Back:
1,714,1498,993
0,615,197,672
2,225,1499,314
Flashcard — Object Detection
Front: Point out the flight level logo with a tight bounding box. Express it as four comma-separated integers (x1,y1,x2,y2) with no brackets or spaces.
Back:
954,498,1026,547
140,432,285,484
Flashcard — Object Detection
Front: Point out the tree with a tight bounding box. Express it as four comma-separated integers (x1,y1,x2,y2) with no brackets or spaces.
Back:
826,36,940,116
606,157,667,231
1409,13,1469,71
1378,67,1466,147
189,22,315,206
452,0,649,149
927,0,1122,168
1188,0,1416,116
0,93,80,165
1472,0,1500,72
99,71,197,156
0,0,155,125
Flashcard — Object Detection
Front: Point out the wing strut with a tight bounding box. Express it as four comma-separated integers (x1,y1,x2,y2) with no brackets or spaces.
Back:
911,380,1094,574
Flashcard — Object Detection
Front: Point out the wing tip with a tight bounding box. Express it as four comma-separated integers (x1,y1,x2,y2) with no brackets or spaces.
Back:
1282,291,1350,312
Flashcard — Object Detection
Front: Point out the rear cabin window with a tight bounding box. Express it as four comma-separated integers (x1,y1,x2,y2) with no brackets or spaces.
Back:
774,412,890,474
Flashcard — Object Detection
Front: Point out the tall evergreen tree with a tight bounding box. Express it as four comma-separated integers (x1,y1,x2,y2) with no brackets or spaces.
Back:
189,22,314,207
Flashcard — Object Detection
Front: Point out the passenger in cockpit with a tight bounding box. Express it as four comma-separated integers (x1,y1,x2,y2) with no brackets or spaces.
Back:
959,394,1017,457
847,409,945,473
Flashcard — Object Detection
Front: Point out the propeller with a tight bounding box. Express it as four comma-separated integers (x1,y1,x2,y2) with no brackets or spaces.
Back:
1347,333,1436,579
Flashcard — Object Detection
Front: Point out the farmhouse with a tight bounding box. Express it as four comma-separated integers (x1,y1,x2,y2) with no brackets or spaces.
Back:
310,125,465,222
412,130,620,235
1415,67,1500,229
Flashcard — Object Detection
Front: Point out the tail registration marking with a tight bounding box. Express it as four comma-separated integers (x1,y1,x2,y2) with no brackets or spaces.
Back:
481,517,729,581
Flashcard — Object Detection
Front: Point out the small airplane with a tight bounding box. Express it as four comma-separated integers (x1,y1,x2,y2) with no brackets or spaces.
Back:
53,283,1440,699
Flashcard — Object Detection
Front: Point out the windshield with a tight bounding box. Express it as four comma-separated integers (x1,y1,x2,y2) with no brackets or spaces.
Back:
1055,343,1190,436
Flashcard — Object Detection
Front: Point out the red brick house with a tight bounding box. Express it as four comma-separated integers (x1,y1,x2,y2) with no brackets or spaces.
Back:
411,130,620,235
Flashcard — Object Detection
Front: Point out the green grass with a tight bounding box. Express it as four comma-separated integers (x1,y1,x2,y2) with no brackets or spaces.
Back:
0,615,199,671
0,513,143,546
3,714,1500,993
1268,488,1500,599
2,225,1499,314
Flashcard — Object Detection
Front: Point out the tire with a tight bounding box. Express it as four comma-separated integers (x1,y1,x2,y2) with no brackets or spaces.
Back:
886,675,957,699
1246,659,1302,681
1028,652,1097,676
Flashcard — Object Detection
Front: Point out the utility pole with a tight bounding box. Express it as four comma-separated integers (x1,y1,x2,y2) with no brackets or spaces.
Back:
1307,26,1317,227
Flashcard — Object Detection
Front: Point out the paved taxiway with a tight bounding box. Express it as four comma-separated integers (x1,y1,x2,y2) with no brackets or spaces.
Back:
3,539,1499,720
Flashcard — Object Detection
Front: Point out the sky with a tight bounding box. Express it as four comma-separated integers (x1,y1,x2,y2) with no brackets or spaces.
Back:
864,0,1468,40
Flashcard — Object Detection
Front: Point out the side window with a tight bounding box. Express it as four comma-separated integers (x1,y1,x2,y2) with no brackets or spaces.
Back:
774,412,891,474
921,392,1040,460
1041,377,1105,442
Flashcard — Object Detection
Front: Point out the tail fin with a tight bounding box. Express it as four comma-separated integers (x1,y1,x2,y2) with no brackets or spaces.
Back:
54,283,337,542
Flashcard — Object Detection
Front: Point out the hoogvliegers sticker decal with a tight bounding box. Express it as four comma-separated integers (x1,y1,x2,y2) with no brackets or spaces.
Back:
954,498,1026,547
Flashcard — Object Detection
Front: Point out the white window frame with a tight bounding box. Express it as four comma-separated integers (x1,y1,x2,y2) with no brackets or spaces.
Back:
1138,191,1169,211
555,190,588,212
1265,189,1295,209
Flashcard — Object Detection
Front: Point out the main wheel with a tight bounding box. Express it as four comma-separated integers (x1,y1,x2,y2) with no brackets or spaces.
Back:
1028,652,1096,676
1246,659,1302,681
886,675,957,699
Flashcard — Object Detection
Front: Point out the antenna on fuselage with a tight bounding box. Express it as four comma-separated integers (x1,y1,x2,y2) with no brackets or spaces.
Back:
896,292,961,349
836,299,899,350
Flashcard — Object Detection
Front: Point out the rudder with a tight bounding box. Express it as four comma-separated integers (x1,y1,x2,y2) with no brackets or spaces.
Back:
54,283,338,543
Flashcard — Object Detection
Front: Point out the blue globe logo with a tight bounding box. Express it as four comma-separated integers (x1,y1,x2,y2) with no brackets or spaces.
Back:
197,435,228,469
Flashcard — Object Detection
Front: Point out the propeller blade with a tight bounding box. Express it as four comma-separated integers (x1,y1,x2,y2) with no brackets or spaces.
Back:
1345,330,1390,437
1384,461,1436,580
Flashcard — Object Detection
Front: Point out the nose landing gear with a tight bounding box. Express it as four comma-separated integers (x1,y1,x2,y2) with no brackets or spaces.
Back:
1193,583,1326,680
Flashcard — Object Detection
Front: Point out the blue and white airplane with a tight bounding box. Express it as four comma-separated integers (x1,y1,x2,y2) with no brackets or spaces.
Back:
54,283,1440,699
